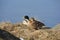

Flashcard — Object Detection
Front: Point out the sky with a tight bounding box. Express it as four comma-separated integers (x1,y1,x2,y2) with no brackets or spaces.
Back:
0,0,60,27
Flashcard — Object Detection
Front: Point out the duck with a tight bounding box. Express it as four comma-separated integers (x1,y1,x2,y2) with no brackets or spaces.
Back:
29,17,45,30
22,15,45,30
22,15,30,26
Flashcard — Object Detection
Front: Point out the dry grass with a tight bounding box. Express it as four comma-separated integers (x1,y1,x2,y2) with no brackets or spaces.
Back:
0,22,60,40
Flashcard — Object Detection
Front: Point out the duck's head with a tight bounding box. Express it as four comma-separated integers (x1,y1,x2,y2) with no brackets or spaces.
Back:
23,15,29,20
30,17,35,22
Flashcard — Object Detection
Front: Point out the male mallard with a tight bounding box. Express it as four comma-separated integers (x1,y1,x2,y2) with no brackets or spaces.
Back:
22,15,30,25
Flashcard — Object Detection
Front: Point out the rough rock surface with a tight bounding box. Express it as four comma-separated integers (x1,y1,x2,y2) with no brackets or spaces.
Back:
0,22,60,40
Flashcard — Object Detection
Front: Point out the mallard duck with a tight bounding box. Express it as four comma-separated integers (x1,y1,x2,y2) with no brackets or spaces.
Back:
22,15,45,30
22,15,30,25
30,17,45,30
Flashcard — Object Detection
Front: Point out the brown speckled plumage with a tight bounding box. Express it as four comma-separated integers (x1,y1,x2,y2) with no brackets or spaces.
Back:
29,17,45,30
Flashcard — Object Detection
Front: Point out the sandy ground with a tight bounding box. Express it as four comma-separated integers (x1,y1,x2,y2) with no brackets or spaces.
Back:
0,22,60,40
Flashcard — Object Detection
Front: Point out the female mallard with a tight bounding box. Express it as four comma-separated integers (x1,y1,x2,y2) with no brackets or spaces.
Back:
30,17,45,30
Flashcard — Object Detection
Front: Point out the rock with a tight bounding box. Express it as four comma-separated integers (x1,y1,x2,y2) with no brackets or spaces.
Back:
0,29,20,40
52,24,60,30
0,22,60,40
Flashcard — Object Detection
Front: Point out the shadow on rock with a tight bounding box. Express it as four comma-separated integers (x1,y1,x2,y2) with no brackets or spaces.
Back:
0,29,20,40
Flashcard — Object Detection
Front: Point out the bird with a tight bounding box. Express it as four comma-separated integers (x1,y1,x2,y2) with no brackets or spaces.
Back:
22,15,45,30
22,15,30,26
29,17,45,30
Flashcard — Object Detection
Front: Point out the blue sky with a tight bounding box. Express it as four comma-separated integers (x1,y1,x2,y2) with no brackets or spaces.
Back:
0,0,60,27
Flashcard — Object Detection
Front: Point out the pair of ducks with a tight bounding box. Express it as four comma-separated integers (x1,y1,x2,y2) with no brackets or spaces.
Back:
22,16,45,30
